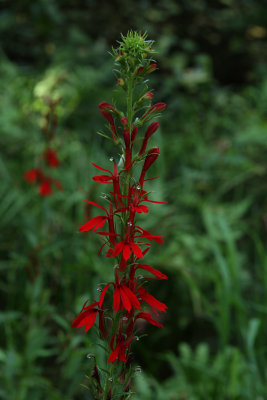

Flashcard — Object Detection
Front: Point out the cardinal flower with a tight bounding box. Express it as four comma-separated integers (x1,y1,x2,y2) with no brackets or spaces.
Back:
44,149,60,167
39,179,53,196
137,286,167,315
79,201,117,246
23,168,43,184
91,161,123,208
134,311,163,328
108,237,143,261
71,299,106,337
108,327,133,363
131,263,168,280
99,269,140,312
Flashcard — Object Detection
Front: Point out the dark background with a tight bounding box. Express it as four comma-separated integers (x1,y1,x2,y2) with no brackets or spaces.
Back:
1,1,267,399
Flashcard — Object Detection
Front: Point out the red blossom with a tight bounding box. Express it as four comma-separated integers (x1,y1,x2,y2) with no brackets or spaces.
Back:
99,270,140,313
108,328,133,363
137,286,167,315
135,311,163,328
72,299,106,337
39,179,53,196
44,149,60,167
23,168,42,184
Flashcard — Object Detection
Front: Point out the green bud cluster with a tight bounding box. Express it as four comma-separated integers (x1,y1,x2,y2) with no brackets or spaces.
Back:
112,31,155,73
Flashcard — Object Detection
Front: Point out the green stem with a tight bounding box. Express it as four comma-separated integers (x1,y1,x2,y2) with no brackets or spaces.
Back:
102,72,135,400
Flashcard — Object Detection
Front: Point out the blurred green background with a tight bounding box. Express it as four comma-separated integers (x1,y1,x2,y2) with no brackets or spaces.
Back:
1,1,267,399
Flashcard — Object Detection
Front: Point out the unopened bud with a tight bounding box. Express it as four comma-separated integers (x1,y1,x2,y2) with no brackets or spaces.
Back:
121,117,128,127
87,353,95,359
136,66,145,75
118,78,124,86
143,92,154,100
147,63,157,73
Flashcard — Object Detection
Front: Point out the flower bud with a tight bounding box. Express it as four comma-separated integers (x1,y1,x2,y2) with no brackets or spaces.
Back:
136,92,154,107
140,102,166,123
138,122,159,155
143,92,154,100
121,117,128,127
99,102,115,113
136,66,145,75
147,63,157,73
139,147,160,187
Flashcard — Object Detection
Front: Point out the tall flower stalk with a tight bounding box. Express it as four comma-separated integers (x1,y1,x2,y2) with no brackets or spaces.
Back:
72,32,167,399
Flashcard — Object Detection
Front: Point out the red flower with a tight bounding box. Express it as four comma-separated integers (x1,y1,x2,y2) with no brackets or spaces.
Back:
72,299,106,337
108,329,133,363
133,263,168,280
44,149,60,167
23,168,42,184
79,215,107,232
135,311,163,328
137,286,167,315
79,200,117,246
109,239,143,261
99,270,140,313
39,179,53,196
135,226,163,244
91,161,122,208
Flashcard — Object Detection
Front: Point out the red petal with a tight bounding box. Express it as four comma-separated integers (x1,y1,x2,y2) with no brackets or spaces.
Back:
91,162,112,173
122,286,140,309
113,287,121,312
93,175,113,183
123,244,131,261
79,216,106,232
138,286,167,312
119,287,131,311
135,205,149,213
83,200,108,213
137,264,168,280
84,310,98,332
129,242,143,258
136,312,163,328
108,345,120,363
113,241,124,257
118,346,127,362
99,282,113,307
